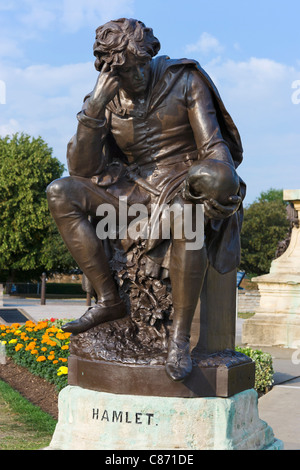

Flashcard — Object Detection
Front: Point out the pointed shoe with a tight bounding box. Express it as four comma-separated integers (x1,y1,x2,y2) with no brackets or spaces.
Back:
165,335,193,382
61,301,126,335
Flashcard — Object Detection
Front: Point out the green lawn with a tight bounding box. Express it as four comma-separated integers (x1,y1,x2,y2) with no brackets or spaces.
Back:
0,379,57,450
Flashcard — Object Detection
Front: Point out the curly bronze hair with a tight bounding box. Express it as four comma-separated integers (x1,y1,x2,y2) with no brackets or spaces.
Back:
93,18,161,71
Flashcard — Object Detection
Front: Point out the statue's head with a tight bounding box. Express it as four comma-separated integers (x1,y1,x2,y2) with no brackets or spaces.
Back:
93,18,160,72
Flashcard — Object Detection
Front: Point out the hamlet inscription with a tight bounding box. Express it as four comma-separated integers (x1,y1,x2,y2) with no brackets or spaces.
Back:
92,407,157,426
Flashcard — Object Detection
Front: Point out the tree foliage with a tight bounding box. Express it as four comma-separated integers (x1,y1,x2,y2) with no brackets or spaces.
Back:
240,188,290,276
0,133,76,281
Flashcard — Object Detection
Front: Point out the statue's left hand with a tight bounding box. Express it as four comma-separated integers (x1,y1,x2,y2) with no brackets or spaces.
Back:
203,195,242,219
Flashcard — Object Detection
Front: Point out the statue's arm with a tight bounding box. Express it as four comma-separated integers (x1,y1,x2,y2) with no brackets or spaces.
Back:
186,70,241,218
67,95,110,177
67,65,120,177
186,69,234,166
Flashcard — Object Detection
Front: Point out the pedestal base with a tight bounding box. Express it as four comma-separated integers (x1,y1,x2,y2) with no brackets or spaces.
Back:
67,350,255,398
48,386,283,450
242,312,300,348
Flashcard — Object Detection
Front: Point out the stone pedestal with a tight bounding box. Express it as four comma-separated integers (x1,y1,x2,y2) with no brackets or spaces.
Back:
243,190,300,348
47,386,283,450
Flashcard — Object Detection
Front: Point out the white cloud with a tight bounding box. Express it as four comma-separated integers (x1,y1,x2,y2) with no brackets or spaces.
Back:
185,32,224,56
19,2,58,30
7,0,134,34
202,56,300,203
0,37,22,59
207,57,294,93
0,118,20,135
0,1,17,11
0,60,98,168
204,57,299,126
60,0,134,32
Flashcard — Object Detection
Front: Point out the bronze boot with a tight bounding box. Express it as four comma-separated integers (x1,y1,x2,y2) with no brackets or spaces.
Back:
165,333,193,382
166,225,208,382
62,300,126,335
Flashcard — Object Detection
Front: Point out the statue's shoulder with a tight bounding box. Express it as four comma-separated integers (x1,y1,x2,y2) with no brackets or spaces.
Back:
152,56,243,167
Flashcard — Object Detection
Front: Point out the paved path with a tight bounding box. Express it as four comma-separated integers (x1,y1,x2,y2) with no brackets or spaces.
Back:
237,321,300,450
0,295,87,323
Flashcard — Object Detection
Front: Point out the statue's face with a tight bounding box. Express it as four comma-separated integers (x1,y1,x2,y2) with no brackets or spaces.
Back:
117,52,151,97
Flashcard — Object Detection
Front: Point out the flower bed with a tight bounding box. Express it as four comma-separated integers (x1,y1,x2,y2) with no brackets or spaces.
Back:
0,319,71,391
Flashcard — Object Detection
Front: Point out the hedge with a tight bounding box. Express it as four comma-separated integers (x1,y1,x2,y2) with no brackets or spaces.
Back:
236,346,274,393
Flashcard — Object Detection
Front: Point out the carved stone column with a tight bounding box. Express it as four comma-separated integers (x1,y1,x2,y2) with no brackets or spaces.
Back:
243,189,300,348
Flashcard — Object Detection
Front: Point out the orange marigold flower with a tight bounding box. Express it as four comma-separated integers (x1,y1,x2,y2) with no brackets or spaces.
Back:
59,357,68,362
34,321,48,331
61,345,69,350
37,355,46,362
48,354,55,360
25,341,36,351
56,332,66,340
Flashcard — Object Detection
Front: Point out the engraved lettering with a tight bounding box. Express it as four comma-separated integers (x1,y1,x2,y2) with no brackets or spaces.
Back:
112,410,123,422
92,408,157,425
101,409,109,421
146,413,154,425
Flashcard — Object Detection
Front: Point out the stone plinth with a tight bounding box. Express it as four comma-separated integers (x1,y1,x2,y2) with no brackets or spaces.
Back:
47,386,283,450
243,190,300,348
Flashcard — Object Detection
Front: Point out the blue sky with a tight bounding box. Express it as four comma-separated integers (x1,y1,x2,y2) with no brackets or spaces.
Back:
0,0,299,204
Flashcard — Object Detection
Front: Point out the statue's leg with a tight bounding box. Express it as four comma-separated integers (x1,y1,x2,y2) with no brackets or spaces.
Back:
46,176,126,333
166,196,207,381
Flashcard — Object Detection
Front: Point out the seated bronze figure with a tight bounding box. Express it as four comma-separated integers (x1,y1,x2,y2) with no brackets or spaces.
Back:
47,18,245,384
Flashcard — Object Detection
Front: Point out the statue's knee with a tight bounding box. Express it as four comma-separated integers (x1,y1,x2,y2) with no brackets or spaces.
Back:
46,177,71,207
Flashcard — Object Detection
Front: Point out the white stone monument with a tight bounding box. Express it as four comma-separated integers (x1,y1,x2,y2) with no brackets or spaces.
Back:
243,189,300,348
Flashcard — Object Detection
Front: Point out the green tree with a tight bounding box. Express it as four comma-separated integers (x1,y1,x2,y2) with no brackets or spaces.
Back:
240,188,290,276
0,133,76,281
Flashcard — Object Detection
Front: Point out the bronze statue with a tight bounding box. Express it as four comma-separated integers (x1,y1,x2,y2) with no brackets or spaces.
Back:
47,18,245,384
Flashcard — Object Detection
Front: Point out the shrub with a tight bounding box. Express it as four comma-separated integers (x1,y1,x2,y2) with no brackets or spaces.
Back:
236,346,274,393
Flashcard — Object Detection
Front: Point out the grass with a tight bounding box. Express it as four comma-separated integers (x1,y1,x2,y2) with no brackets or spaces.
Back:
0,379,57,450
